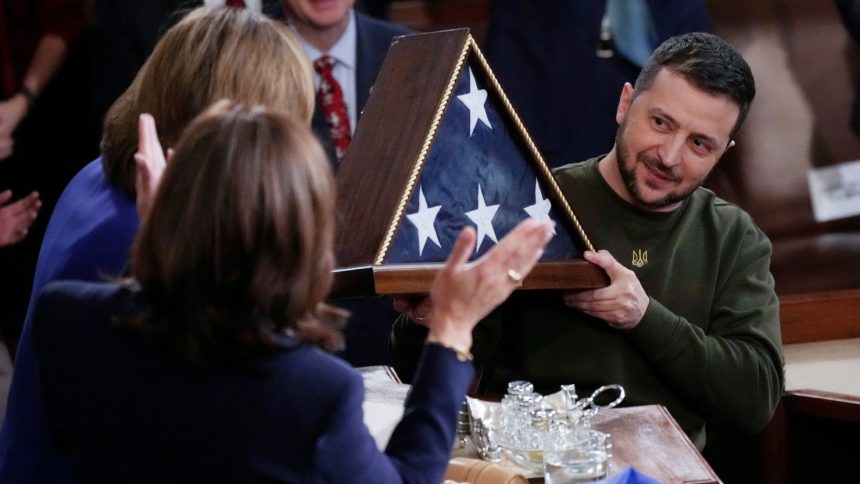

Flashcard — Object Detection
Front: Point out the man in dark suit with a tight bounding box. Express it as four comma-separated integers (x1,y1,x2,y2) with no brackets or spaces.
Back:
271,0,410,167
271,0,411,367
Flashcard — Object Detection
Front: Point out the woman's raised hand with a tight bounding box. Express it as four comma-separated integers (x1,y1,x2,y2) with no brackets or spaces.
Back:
134,114,168,220
426,218,554,351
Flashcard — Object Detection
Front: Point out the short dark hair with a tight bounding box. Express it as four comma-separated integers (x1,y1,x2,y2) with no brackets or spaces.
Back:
634,32,755,139
127,101,344,368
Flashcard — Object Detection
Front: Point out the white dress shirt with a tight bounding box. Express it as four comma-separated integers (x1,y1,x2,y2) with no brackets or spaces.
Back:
203,0,263,12
296,10,358,135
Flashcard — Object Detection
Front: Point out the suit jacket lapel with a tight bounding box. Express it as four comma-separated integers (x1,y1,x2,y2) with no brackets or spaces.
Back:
313,102,338,169
262,0,283,18
355,12,383,116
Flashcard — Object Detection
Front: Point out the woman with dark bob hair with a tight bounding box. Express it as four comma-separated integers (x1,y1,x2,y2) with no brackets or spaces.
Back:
31,101,554,483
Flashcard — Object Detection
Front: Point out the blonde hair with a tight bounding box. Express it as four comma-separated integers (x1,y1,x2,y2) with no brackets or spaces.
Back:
102,7,314,197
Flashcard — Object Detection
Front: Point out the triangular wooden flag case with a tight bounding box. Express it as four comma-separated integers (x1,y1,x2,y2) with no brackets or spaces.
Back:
331,29,608,298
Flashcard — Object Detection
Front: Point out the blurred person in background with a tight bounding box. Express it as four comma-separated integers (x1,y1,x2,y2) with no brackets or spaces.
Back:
485,0,711,168
0,0,95,354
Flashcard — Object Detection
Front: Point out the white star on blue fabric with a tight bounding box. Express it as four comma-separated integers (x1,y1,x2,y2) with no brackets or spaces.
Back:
456,68,492,136
465,184,500,252
523,180,556,234
406,186,442,256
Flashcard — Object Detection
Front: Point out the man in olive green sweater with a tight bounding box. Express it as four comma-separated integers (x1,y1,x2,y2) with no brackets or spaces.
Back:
390,32,783,452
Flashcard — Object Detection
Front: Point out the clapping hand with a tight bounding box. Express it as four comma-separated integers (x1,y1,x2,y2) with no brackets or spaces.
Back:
0,94,28,160
422,218,554,350
0,190,41,246
134,114,169,220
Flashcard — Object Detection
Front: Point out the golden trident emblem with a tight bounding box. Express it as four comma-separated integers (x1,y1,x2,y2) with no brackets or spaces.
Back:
632,249,648,268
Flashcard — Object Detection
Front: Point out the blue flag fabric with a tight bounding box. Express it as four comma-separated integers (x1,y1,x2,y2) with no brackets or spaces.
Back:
593,467,662,484
384,58,585,264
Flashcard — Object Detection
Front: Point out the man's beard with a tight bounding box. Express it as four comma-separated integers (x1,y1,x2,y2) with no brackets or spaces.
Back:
614,124,698,211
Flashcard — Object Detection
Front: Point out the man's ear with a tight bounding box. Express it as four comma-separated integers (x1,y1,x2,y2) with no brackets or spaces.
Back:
616,82,634,125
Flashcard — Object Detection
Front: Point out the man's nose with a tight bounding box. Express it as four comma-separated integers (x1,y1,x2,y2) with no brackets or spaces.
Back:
657,135,685,167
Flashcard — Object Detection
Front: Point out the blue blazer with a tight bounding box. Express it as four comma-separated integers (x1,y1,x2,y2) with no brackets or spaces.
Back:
33,281,473,483
0,157,138,484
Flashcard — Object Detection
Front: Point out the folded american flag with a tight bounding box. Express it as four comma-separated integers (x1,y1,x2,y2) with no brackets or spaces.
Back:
384,61,584,264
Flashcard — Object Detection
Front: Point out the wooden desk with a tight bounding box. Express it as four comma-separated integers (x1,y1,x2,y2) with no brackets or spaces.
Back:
755,340,860,482
747,335,860,484
590,405,719,484
359,366,720,484
784,337,860,397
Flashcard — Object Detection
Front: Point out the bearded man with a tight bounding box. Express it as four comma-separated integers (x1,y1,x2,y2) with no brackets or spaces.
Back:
390,32,784,460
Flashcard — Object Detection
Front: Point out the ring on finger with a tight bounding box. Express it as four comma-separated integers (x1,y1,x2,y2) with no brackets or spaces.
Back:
506,268,524,284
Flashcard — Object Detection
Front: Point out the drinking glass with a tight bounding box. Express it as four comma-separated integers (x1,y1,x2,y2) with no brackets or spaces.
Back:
543,429,611,483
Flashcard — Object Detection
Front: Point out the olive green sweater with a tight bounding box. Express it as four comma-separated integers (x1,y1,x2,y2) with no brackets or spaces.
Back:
390,158,784,449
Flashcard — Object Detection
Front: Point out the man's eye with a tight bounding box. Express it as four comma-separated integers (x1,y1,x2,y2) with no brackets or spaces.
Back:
691,137,711,153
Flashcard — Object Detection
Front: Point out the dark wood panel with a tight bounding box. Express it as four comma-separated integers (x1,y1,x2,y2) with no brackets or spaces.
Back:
756,401,787,484
335,29,470,267
779,288,860,344
781,390,860,483
388,0,491,45
752,391,860,484
785,389,860,422
589,405,720,484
